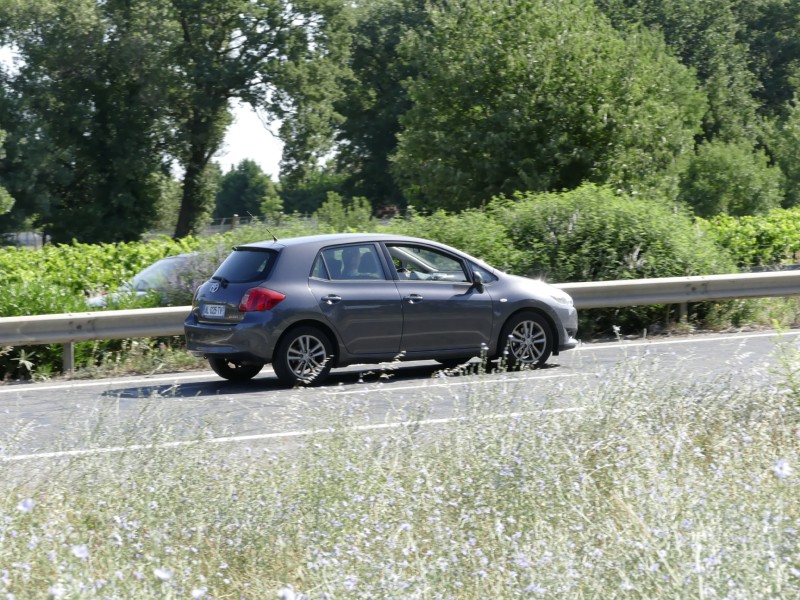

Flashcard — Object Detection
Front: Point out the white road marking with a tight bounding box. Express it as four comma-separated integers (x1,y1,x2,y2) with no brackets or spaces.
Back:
2,406,584,462
574,329,800,351
2,329,796,396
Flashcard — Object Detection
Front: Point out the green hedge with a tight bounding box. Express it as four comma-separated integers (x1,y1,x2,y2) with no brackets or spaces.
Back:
699,208,800,268
485,185,739,334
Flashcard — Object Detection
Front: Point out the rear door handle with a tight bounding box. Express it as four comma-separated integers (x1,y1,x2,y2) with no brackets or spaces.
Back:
405,294,424,304
321,294,342,305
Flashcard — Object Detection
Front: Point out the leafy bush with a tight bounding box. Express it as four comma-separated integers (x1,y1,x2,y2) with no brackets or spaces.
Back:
0,236,199,301
490,184,734,281
489,184,738,334
678,140,784,217
313,193,374,233
383,207,526,272
700,208,800,268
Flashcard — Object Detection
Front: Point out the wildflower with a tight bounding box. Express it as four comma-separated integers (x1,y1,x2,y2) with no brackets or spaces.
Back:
71,545,89,560
343,575,358,591
773,459,792,479
47,584,67,598
278,586,296,600
153,567,172,581
191,589,207,599
16,498,34,513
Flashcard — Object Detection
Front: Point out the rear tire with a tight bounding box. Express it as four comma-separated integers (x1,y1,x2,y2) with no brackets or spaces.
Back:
272,326,334,387
208,357,263,381
498,312,553,368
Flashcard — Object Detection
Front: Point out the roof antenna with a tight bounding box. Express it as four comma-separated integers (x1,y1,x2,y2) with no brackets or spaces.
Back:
247,211,277,242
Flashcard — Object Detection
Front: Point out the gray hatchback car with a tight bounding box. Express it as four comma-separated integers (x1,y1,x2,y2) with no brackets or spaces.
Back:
184,233,578,386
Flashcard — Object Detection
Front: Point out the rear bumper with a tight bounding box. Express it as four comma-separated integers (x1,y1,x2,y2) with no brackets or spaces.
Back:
184,314,277,362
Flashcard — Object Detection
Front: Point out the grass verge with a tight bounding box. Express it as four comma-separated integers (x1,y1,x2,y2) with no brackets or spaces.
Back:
2,344,799,598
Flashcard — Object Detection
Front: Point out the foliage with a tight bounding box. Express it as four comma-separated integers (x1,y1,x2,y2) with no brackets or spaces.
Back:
0,0,174,244
2,352,800,596
313,192,374,233
595,0,763,143
490,184,733,282
678,139,784,217
736,0,800,116
489,184,737,333
0,237,197,299
771,96,800,208
332,0,428,210
392,0,705,210
279,165,347,215
214,159,280,220
700,208,800,268
382,207,527,273
0,128,11,215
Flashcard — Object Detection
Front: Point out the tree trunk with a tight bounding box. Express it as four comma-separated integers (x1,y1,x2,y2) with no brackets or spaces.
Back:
173,147,208,239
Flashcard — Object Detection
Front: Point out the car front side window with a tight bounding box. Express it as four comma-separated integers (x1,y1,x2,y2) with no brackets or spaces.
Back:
387,244,469,282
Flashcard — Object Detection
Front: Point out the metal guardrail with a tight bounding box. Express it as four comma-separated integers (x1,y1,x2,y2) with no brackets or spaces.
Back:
2,270,800,371
557,270,800,308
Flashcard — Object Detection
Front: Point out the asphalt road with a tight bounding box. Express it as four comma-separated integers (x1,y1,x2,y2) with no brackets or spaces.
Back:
2,329,798,460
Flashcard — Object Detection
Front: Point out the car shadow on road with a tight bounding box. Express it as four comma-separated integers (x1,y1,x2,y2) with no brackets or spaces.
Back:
102,361,562,400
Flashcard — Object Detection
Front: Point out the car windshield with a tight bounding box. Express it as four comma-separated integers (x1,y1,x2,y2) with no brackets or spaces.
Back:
213,248,278,283
130,258,188,291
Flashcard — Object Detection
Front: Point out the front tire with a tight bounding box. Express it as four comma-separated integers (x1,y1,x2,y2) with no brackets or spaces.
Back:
208,357,264,381
272,326,334,387
499,312,553,368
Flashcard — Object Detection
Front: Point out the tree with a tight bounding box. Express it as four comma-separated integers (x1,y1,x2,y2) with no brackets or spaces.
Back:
678,140,784,217
332,0,429,211
214,159,280,220
771,96,800,208
736,0,800,118
0,129,12,217
595,0,763,143
279,165,346,215
150,0,354,238
393,0,705,210
1,0,352,242
0,0,175,243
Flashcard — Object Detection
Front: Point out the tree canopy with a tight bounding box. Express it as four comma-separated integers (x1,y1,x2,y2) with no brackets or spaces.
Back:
2,0,800,242
214,160,280,220
0,0,352,242
391,0,705,210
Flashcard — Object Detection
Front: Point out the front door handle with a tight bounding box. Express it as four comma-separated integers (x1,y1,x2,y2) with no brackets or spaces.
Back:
405,294,424,304
321,294,342,305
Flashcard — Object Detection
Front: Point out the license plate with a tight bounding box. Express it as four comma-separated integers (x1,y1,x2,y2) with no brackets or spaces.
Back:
202,304,226,318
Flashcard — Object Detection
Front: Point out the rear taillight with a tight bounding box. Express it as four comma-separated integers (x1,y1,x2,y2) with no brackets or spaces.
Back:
239,288,286,312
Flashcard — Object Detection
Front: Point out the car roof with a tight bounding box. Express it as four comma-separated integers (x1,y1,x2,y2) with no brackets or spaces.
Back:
233,232,499,274
236,233,440,251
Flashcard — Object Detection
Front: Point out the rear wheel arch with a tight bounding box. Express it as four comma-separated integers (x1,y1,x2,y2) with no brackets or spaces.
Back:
275,319,341,366
271,320,339,387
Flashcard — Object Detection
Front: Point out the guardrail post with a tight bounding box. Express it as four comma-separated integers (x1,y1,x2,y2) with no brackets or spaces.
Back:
62,342,75,373
231,214,239,231
679,302,688,323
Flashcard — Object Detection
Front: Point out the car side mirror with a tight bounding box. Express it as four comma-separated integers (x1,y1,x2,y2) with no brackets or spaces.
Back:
471,270,485,293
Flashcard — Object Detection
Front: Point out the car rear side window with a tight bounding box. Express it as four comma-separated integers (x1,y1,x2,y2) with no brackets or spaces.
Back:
212,248,278,283
314,245,386,280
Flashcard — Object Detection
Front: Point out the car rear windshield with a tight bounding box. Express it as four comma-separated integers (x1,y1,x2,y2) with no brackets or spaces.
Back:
212,248,278,283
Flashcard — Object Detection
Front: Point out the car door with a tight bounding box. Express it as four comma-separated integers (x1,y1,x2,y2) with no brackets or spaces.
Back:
385,243,494,353
308,243,403,355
